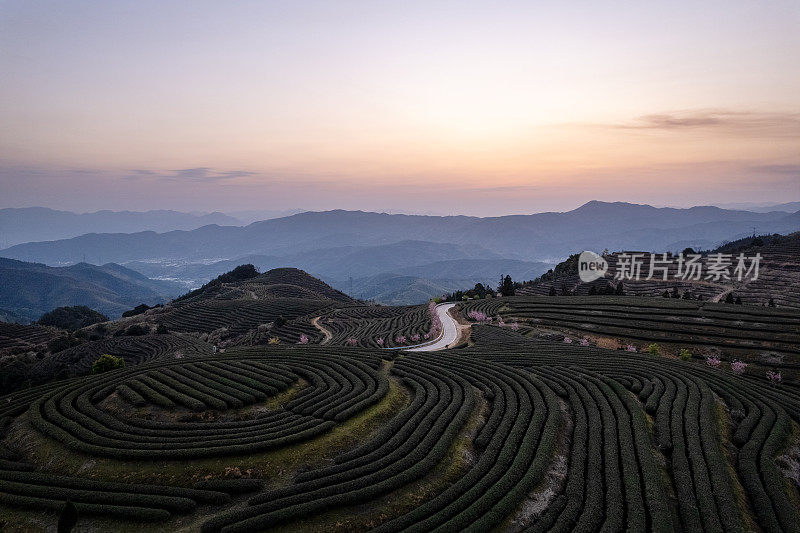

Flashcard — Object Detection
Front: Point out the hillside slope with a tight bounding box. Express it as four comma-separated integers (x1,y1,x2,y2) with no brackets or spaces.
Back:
0,258,183,322
518,232,800,308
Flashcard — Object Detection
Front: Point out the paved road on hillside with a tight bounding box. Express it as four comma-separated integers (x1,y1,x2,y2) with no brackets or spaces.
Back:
408,303,459,351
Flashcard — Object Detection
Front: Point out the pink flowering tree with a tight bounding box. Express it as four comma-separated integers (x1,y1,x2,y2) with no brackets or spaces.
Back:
298,334,309,345
427,301,444,338
730,360,747,374
346,337,358,346
411,333,420,342
626,344,637,352
395,335,407,345
579,338,589,347
705,355,721,368
376,337,384,346
510,322,520,331
563,337,572,344
467,310,494,324
766,370,782,386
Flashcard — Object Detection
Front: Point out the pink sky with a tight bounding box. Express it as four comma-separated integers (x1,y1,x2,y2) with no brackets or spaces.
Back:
1,1,798,216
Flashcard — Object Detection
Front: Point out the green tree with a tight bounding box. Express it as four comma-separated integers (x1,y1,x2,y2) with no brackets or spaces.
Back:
498,275,515,297
91,353,125,374
679,349,692,361
647,343,660,356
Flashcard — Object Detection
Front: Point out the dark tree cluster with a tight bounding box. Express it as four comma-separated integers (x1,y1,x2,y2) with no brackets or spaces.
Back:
443,282,498,302
38,306,108,331
498,275,515,297
122,303,162,318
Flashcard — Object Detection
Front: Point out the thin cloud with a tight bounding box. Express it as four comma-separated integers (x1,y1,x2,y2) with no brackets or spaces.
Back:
747,163,800,175
168,168,257,181
612,109,800,137
123,168,257,182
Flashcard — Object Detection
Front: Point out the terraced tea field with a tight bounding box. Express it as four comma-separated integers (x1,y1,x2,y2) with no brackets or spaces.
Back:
519,232,800,308
317,304,435,348
461,295,800,372
1,324,799,531
2,266,799,531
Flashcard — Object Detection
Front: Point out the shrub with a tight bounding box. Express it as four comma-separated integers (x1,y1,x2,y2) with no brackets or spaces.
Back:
725,293,735,304
646,343,659,356
730,360,747,374
125,324,149,336
91,354,125,374
122,304,151,318
766,370,781,386
39,306,108,330
47,335,81,354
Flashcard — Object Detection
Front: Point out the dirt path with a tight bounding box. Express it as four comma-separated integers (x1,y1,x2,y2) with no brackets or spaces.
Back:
311,316,333,345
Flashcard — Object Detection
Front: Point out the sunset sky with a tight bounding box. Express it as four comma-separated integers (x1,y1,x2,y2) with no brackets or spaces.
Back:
1,1,798,216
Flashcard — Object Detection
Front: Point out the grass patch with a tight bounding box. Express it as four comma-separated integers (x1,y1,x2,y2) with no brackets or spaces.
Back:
8,377,409,488
265,388,488,532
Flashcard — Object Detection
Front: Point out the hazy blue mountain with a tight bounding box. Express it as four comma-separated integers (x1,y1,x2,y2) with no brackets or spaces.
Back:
0,258,183,323
390,259,551,282
715,201,800,213
334,273,460,306
121,241,508,290
0,207,242,247
2,202,796,265
224,208,306,224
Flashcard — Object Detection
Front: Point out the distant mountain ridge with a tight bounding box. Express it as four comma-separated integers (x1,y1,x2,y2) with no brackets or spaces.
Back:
2,202,796,265
0,257,183,323
0,207,242,247
2,201,797,305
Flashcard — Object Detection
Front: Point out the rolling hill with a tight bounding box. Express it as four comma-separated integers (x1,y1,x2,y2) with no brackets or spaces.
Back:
0,258,184,322
518,232,800,308
0,207,242,248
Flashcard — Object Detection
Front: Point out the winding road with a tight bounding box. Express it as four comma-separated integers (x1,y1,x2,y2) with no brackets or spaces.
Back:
407,303,460,351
